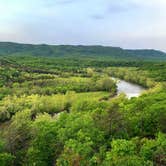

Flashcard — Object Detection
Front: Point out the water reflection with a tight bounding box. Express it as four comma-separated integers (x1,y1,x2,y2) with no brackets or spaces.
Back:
113,78,145,98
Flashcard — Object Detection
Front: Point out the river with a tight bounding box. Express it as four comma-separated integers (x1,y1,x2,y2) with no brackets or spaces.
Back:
113,78,145,98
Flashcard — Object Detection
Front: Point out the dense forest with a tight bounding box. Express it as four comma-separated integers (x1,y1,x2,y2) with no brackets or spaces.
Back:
0,43,166,166
0,42,166,60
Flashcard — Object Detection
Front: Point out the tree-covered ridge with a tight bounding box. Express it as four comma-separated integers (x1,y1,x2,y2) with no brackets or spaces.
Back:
0,42,166,60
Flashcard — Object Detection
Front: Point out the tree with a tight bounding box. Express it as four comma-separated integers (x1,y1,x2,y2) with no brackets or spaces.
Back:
103,139,152,166
5,109,32,165
26,114,59,166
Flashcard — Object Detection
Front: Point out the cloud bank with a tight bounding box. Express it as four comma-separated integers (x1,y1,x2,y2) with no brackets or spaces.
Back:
0,0,166,50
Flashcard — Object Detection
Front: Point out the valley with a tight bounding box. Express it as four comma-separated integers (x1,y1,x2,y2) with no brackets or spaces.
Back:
0,43,166,166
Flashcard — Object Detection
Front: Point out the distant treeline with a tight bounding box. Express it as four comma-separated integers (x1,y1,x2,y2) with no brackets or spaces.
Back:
0,42,166,60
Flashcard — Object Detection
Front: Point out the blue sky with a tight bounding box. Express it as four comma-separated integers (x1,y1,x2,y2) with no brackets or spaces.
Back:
0,0,166,50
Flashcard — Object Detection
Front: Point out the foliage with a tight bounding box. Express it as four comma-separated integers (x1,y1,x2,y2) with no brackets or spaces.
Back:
0,51,166,165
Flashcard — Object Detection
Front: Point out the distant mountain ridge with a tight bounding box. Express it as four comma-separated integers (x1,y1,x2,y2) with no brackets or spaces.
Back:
0,42,166,60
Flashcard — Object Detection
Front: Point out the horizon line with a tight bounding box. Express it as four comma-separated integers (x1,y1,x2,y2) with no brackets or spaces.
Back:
0,40,165,53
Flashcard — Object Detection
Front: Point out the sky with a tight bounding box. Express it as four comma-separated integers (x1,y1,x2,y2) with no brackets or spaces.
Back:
0,0,166,50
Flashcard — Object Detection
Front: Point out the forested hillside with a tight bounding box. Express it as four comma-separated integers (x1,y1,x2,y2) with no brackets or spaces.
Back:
0,42,166,60
0,46,166,166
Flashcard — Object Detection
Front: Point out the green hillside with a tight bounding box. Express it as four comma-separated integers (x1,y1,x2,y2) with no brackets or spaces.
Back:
0,42,166,60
